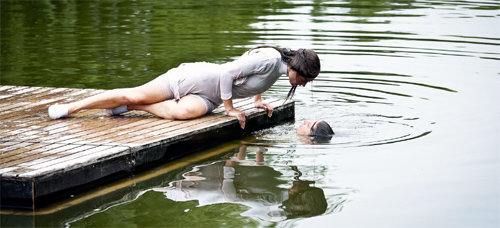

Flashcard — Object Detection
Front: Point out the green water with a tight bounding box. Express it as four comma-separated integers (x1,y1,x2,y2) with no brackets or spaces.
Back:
1,0,499,227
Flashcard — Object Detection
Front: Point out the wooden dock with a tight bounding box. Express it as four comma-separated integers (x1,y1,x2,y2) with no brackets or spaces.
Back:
0,85,294,209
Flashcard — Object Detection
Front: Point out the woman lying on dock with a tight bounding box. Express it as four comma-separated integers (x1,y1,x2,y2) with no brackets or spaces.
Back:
48,46,320,129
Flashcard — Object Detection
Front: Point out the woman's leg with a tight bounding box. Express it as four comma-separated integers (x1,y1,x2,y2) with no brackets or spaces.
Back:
48,75,171,119
130,95,207,120
66,78,169,114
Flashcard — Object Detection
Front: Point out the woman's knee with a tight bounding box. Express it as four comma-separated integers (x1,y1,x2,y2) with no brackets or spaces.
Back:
125,84,167,105
124,94,146,104
116,88,149,105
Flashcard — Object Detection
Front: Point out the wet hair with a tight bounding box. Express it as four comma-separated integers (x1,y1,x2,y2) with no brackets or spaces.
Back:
310,121,334,141
250,46,321,101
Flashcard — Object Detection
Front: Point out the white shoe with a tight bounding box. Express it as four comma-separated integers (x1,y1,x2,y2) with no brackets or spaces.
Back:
105,105,128,116
48,104,69,119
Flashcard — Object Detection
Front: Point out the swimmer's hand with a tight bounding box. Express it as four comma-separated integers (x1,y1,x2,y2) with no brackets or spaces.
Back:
254,101,273,117
227,108,247,129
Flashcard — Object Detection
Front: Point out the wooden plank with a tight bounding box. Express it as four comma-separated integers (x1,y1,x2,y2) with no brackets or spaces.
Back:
61,98,256,146
18,146,129,178
122,99,284,146
0,86,294,209
1,99,272,171
0,88,94,117
0,143,84,169
0,89,99,120
0,142,52,161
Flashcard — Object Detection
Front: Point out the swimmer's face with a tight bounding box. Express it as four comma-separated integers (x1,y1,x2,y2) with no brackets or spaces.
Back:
296,120,318,136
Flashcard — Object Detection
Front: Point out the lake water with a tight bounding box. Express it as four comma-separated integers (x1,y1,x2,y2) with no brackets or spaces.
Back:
1,0,499,227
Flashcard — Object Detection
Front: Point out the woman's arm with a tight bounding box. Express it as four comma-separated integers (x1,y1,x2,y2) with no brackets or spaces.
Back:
222,95,273,129
254,94,273,117
219,52,272,100
219,50,274,129
223,98,248,129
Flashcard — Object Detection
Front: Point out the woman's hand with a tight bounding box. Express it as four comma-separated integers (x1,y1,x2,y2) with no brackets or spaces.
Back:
223,99,247,129
254,94,273,117
227,108,247,129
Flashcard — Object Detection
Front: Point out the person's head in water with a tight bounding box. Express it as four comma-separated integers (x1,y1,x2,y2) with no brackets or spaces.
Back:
296,120,334,140
251,46,321,100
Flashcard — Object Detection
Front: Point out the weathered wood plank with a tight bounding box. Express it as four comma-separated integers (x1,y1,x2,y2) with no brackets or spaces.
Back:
0,89,99,120
0,86,294,209
18,146,130,178
1,144,84,169
66,98,256,146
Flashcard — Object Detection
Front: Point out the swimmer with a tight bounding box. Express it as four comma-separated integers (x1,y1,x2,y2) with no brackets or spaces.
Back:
296,120,334,142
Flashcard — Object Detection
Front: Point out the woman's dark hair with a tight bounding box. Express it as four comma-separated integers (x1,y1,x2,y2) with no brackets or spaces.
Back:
251,46,321,101
310,121,334,140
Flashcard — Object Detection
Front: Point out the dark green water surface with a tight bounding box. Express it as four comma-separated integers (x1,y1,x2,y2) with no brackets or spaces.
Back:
1,0,499,227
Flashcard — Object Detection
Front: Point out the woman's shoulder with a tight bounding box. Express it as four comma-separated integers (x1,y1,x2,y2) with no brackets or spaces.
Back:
245,47,281,60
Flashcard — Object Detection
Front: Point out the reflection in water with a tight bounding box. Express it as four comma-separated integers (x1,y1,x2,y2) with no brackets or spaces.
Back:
60,143,352,227
1,0,499,226
153,145,347,222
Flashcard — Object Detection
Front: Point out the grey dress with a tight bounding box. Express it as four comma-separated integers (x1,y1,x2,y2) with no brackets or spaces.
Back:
154,48,288,113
